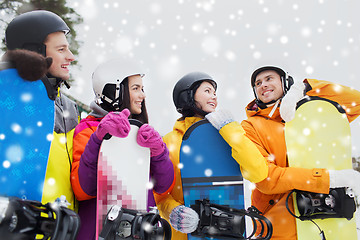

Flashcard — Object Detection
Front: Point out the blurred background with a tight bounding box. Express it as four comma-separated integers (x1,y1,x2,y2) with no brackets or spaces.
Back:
1,0,360,163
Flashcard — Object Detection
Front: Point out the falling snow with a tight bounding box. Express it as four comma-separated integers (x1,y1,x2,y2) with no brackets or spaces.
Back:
1,1,359,182
57,2,360,158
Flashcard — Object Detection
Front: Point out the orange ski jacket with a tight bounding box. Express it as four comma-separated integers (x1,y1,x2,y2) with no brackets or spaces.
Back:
241,78,360,239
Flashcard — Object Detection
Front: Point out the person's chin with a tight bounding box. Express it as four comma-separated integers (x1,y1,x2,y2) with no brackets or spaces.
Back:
205,107,215,113
133,109,142,115
260,96,275,103
52,74,70,81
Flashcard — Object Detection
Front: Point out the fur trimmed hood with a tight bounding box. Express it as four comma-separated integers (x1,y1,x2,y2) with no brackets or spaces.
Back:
2,49,52,81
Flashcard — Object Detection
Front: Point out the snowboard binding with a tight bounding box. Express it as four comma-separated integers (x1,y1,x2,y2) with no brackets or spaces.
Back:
190,199,273,240
286,188,356,240
99,205,171,240
286,188,356,221
0,195,80,240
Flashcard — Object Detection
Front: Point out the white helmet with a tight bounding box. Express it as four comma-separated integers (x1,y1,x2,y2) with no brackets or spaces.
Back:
92,58,144,110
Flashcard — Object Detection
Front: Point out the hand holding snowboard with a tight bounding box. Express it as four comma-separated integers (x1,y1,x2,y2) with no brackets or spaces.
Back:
169,205,200,234
329,169,360,198
136,124,165,157
95,109,131,140
280,80,306,122
205,109,234,130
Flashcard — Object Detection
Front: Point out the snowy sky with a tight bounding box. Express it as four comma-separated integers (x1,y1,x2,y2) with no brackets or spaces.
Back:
2,0,360,156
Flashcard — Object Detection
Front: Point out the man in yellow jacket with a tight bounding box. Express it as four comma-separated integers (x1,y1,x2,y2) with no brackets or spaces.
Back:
5,10,79,210
241,66,360,239
154,72,269,239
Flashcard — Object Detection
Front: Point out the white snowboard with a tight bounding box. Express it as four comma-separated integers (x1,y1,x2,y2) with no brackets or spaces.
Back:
95,119,150,236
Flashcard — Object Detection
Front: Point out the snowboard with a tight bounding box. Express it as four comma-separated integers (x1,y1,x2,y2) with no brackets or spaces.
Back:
284,97,357,240
180,119,245,239
96,119,151,236
0,67,54,202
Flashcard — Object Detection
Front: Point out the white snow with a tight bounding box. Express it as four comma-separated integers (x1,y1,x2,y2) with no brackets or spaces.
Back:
2,0,359,158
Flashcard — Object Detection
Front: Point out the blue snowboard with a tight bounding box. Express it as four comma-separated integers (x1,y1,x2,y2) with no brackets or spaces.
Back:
180,120,244,239
0,68,54,201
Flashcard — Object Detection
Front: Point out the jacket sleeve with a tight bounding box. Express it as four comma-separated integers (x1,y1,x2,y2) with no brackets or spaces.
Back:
71,123,101,201
153,132,183,221
305,79,360,122
219,121,268,183
241,120,330,195
150,144,175,195
154,193,182,221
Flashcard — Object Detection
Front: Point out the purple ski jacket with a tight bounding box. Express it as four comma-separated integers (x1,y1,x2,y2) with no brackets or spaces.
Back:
71,115,174,240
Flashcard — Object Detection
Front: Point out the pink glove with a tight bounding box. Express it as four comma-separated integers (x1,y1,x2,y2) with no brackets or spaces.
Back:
95,109,131,140
136,124,165,157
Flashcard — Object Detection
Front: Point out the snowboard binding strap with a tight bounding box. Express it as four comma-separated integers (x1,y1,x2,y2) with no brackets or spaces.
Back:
286,188,356,240
286,188,356,221
99,205,171,240
0,196,80,240
190,199,273,240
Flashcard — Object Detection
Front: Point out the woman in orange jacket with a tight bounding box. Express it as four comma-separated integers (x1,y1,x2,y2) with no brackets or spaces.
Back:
241,66,360,239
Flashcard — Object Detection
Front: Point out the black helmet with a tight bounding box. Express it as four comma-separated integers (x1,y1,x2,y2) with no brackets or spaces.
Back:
5,10,70,56
173,71,217,114
251,66,294,95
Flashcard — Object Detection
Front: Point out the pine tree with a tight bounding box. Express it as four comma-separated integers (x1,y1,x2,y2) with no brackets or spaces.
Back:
0,1,88,113
0,0,83,66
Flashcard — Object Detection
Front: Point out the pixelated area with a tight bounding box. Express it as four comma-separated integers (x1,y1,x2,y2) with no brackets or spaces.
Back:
183,182,244,210
97,154,137,233
95,124,150,237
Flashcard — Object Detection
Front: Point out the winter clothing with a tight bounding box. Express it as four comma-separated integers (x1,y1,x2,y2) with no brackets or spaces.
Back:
279,79,306,122
169,205,199,233
137,124,166,157
71,102,174,240
95,109,131,140
241,78,360,239
2,49,52,81
329,170,360,196
205,109,234,130
41,89,79,211
154,116,269,239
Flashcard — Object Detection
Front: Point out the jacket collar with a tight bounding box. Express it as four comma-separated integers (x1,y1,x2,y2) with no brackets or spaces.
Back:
245,99,283,122
173,116,203,135
89,100,108,118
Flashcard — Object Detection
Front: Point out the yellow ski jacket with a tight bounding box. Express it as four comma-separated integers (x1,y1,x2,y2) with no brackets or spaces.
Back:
155,116,268,239
41,92,79,211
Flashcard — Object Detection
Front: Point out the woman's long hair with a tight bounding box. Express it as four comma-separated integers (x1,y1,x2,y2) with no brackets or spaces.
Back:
119,77,149,124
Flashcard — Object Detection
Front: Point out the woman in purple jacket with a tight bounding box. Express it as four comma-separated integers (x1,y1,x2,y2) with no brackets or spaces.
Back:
71,58,174,240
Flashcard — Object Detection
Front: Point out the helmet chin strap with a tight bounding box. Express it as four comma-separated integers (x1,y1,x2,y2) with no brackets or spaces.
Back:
255,98,281,118
268,99,281,118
